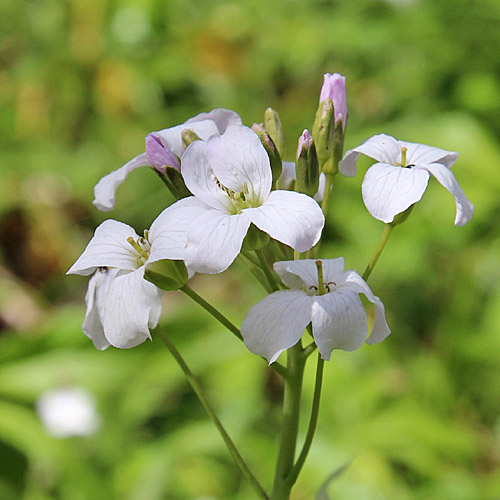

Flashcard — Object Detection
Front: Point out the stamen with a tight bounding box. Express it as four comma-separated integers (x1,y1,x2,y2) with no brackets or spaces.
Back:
127,236,142,254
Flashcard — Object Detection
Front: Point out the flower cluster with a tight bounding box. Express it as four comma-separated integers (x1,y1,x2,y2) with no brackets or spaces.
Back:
69,72,474,364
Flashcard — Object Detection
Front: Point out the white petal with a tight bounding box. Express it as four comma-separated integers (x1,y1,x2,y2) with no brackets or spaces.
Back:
277,161,296,190
421,163,474,226
185,210,251,274
242,291,313,363
245,191,324,252
339,134,400,177
181,140,233,212
314,173,326,202
185,108,242,133
274,259,320,290
362,163,430,223
153,120,219,158
207,125,272,204
102,268,162,349
67,220,139,276
320,257,346,285
82,269,118,350
336,270,390,345
93,153,150,212
312,290,368,359
148,197,207,263
402,141,458,169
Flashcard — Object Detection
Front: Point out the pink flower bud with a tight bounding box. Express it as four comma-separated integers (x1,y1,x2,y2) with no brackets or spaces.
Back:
145,133,180,172
319,73,347,128
297,129,313,159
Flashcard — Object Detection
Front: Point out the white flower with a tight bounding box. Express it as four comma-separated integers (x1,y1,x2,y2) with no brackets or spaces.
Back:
93,109,242,211
339,134,474,226
67,210,184,348
160,125,325,274
37,387,101,438
241,258,390,363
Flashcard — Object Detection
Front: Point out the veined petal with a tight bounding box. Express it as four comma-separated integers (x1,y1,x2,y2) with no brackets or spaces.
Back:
82,268,118,350
185,108,242,133
242,291,313,364
181,140,232,212
320,257,346,284
207,125,272,203
67,220,139,276
148,197,207,263
102,268,162,349
362,163,430,223
339,134,400,177
185,210,251,274
421,163,474,226
274,259,320,290
403,141,458,169
336,270,390,345
93,153,150,212
312,290,368,359
246,191,324,252
153,120,219,158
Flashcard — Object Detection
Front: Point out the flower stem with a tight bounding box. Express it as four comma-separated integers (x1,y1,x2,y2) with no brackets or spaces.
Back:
154,326,269,500
288,353,324,485
180,284,243,341
362,224,394,281
270,343,306,500
240,253,274,293
321,173,335,217
256,248,280,292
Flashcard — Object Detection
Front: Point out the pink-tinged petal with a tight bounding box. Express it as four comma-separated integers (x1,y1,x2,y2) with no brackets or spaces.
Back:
242,291,313,364
185,108,242,133
274,260,320,290
402,141,458,169
148,197,207,263
185,210,251,274
319,73,347,127
181,140,233,212
314,173,326,202
153,120,219,158
336,270,390,345
67,220,139,276
312,290,368,359
362,163,430,223
102,268,162,349
93,153,150,212
145,133,180,171
207,125,272,204
82,268,118,350
339,134,400,177
421,163,474,226
246,191,324,252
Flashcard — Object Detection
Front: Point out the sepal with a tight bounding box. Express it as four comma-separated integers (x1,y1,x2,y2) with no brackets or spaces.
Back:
144,259,189,291
295,130,319,197
264,107,286,157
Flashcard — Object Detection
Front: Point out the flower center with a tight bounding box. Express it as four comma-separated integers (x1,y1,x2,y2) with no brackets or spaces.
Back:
305,260,338,296
127,231,151,266
214,177,257,214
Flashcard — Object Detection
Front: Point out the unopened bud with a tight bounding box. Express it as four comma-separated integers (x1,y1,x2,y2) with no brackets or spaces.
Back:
181,129,202,148
312,99,335,174
254,128,282,186
145,133,180,172
264,108,286,157
144,259,188,291
319,73,347,131
295,130,319,197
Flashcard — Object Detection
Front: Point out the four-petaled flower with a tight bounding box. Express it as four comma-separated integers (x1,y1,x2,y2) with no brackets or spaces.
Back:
93,109,242,211
339,134,474,226
160,125,325,274
67,211,183,349
241,258,390,363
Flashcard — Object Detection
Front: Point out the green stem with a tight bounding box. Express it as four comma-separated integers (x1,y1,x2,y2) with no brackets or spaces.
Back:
256,248,280,292
181,284,243,341
321,173,335,217
270,344,306,500
362,224,394,281
155,326,269,500
240,253,273,293
289,353,324,484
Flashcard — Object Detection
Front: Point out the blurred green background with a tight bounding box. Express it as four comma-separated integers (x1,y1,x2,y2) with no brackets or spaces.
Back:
1,0,500,498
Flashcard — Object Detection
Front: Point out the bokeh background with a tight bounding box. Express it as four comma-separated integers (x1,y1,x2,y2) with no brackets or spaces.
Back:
1,0,500,498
